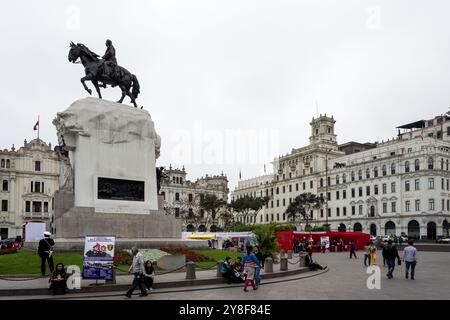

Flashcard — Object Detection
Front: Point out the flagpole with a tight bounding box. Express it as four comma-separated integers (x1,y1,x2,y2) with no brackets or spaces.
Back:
38,115,40,140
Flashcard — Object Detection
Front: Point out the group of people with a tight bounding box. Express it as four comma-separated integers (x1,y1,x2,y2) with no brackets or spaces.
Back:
362,239,418,280
220,245,265,292
125,247,155,298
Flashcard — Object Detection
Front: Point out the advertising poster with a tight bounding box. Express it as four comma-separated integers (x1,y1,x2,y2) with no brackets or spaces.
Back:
82,236,116,280
320,236,330,250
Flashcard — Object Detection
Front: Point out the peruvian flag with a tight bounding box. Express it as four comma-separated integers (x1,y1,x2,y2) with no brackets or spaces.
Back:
33,119,39,130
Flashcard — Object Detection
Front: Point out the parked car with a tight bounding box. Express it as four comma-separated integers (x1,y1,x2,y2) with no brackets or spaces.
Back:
436,237,450,244
381,235,392,242
370,236,377,242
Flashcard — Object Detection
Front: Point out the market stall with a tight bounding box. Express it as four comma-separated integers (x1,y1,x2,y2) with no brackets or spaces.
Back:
276,230,370,252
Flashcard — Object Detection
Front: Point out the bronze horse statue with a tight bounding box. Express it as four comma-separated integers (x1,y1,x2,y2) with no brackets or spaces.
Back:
68,42,140,108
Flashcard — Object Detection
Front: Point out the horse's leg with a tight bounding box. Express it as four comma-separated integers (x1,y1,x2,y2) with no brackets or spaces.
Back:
117,86,126,103
80,76,92,95
125,88,138,108
93,80,102,99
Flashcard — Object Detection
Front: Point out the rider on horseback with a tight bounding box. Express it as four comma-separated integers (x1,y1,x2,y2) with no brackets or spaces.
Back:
101,39,118,86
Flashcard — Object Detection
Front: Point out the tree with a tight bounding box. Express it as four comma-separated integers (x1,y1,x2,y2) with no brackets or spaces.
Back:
285,193,324,227
217,208,235,231
229,196,269,224
199,193,227,227
163,196,203,230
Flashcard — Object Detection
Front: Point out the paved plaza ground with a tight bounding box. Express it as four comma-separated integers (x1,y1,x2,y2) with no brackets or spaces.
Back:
5,250,450,300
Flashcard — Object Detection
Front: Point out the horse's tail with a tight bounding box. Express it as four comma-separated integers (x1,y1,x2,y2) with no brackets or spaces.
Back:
131,74,140,99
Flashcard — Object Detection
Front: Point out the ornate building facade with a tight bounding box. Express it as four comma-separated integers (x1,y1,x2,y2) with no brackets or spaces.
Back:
231,113,450,240
0,139,61,239
160,166,229,231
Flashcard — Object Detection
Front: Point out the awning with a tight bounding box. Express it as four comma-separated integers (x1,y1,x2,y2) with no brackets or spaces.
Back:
187,234,217,240
396,120,425,130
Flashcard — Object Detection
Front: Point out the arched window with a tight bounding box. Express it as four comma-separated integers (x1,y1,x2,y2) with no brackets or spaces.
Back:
336,175,340,185
2,180,8,191
374,167,378,177
366,168,370,179
351,171,355,181
414,159,420,171
5,160,10,168
385,221,396,236
0,159,4,168
447,160,449,171
382,165,386,176
327,176,331,186
353,223,363,232
175,192,180,201
405,161,410,173
320,178,323,187
428,157,434,170
342,173,346,183
358,170,362,180
391,163,396,174
370,206,375,217
441,158,444,170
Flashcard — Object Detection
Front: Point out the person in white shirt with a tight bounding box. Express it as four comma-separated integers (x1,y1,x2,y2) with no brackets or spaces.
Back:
403,240,418,280
125,247,148,297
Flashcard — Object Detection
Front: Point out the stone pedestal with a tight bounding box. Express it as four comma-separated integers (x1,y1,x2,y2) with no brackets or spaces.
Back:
52,98,181,239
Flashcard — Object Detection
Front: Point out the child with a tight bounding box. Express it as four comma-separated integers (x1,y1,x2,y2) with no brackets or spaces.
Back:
370,246,377,265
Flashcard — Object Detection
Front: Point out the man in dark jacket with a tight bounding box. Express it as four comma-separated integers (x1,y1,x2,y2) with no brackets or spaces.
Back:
384,239,400,279
349,240,357,259
38,231,55,276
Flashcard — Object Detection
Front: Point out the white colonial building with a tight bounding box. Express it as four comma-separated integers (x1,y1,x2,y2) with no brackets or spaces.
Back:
231,113,450,240
160,166,229,231
0,139,61,239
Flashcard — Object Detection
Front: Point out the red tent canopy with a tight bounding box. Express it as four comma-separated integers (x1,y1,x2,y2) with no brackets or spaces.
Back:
276,231,370,252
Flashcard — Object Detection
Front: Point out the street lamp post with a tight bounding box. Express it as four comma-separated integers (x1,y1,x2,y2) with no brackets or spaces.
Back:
324,148,331,228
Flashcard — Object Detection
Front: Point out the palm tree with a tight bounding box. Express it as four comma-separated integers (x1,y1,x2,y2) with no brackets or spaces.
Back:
285,193,324,229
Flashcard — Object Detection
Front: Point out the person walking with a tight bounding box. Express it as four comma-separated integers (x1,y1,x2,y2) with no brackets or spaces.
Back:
349,240,357,259
38,231,55,276
384,239,401,279
242,247,259,292
363,242,372,266
381,242,387,267
125,247,148,298
403,240,418,280
253,246,264,286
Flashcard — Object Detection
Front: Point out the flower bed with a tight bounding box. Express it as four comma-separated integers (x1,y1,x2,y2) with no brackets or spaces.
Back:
114,249,171,266
0,248,18,255
160,247,212,262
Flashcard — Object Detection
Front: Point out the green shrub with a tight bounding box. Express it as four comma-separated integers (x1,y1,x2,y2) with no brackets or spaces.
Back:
275,224,297,232
252,223,280,261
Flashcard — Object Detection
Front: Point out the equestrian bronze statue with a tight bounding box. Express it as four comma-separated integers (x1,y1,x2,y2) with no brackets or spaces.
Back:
68,40,141,108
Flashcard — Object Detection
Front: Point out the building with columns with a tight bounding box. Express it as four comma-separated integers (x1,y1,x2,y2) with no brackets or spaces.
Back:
231,113,450,240
0,139,61,239
160,166,229,231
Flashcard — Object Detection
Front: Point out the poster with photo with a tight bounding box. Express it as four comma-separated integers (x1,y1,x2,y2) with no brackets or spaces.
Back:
320,236,330,249
82,236,116,280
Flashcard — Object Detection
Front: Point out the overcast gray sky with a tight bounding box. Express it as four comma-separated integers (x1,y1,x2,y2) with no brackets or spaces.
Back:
1,0,449,191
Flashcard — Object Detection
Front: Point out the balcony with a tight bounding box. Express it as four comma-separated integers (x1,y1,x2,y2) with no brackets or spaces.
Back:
23,212,50,219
